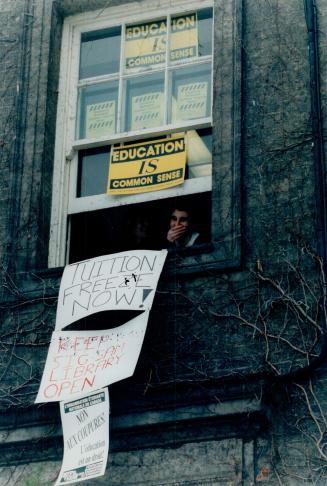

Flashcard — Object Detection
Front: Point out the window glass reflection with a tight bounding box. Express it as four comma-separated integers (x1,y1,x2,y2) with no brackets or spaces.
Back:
77,147,110,197
80,27,121,79
186,128,212,178
197,8,213,57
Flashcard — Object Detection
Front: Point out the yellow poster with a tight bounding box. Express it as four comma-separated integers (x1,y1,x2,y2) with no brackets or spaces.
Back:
124,13,198,69
125,20,167,69
107,136,186,195
170,13,198,61
131,92,164,130
85,101,116,138
173,81,208,122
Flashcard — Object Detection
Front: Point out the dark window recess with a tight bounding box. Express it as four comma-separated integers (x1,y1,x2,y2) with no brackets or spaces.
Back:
69,192,211,263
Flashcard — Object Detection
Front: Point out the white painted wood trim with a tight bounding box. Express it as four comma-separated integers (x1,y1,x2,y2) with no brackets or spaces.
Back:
68,176,212,214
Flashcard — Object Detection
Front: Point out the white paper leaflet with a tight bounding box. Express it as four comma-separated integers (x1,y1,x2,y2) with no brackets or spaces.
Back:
55,388,109,485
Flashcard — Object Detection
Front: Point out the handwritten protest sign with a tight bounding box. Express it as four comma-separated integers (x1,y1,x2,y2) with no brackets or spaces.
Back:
36,250,167,484
36,312,149,403
55,388,109,485
56,250,167,330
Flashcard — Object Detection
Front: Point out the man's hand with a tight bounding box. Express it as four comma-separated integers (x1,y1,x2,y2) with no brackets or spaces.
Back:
167,225,187,243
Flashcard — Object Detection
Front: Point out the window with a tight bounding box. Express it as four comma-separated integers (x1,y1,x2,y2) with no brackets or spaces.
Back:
50,0,242,272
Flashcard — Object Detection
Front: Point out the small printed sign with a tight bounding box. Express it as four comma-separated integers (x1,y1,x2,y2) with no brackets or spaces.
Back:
85,101,116,139
55,389,109,485
173,82,208,122
107,137,186,195
131,92,164,130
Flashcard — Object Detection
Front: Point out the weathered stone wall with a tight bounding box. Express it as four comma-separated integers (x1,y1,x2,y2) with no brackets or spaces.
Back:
0,0,25,269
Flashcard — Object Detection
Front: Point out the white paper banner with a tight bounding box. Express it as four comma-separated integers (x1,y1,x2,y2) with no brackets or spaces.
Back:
56,388,109,485
35,312,149,403
56,250,167,330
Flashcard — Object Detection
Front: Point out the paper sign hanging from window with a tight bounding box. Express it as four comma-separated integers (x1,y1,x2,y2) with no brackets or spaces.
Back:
170,13,198,61
35,249,168,484
55,250,167,330
35,312,149,403
131,92,164,130
124,13,198,69
173,82,208,122
107,136,186,195
85,101,116,139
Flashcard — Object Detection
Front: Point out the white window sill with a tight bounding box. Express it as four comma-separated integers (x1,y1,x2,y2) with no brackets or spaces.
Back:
68,176,212,214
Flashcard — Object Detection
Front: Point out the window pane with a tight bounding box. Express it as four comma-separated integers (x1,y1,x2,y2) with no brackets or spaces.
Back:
124,19,167,71
123,73,165,131
186,128,212,178
170,64,211,123
170,12,198,62
197,8,213,57
80,27,121,79
170,9,213,62
77,81,118,139
77,147,110,197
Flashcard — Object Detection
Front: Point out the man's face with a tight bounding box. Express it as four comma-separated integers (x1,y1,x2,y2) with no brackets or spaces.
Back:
170,210,189,230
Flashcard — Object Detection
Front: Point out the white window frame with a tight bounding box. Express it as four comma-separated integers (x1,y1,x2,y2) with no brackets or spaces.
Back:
49,0,214,268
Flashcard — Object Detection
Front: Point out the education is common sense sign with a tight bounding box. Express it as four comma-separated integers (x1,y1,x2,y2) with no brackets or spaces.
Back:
107,136,186,195
124,13,198,69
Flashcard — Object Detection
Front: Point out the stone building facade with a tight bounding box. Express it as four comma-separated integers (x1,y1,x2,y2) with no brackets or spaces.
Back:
0,0,327,484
